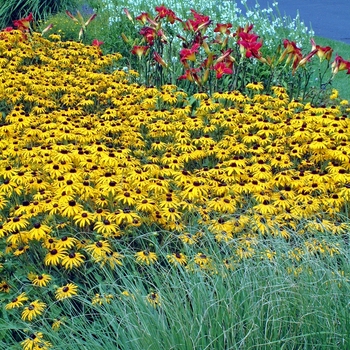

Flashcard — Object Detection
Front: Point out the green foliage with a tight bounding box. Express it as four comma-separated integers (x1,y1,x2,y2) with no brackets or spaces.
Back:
0,0,84,29
39,10,101,44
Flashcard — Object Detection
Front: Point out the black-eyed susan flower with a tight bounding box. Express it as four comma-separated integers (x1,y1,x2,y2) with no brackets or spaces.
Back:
59,199,83,217
167,252,187,266
246,81,264,91
44,247,67,266
93,251,124,269
135,250,158,265
194,253,211,267
61,251,85,270
92,293,114,305
28,222,51,240
52,317,67,331
0,280,10,293
94,219,119,236
5,292,28,309
21,332,52,350
73,211,94,228
55,283,78,300
28,272,52,287
21,300,46,321
13,244,29,256
55,236,78,249
85,240,112,258
178,231,201,245
146,292,161,307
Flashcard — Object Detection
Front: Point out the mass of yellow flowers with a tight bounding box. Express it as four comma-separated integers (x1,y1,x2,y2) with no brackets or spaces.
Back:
0,28,350,348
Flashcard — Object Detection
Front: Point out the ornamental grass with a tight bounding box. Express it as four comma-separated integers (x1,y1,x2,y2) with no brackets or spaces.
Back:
1,14,350,349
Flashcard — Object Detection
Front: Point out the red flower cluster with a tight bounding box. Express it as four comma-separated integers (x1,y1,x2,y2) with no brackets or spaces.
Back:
184,9,212,33
155,5,180,24
13,13,33,31
237,29,263,59
124,4,350,96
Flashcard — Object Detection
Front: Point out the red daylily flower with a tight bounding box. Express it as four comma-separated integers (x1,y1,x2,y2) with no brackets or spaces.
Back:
214,23,232,35
237,31,263,58
136,12,150,25
13,13,33,31
92,39,104,47
157,29,168,43
139,26,156,45
278,39,303,73
331,54,350,75
213,62,233,79
155,5,180,24
178,67,201,84
184,9,212,33
131,45,150,58
310,38,333,62
233,23,254,38
180,43,200,64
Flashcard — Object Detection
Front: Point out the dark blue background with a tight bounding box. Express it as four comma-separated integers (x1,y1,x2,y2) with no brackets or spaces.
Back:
236,0,350,44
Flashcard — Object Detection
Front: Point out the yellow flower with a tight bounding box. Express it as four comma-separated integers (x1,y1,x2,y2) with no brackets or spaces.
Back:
147,292,161,307
167,252,187,266
330,89,338,100
246,81,264,91
92,293,114,305
5,292,28,309
28,222,52,240
94,251,124,269
135,250,158,265
55,283,78,300
94,219,119,236
21,300,47,321
21,332,52,350
44,247,67,266
0,280,10,293
85,240,112,258
52,317,66,331
61,251,85,269
194,253,212,267
73,211,93,228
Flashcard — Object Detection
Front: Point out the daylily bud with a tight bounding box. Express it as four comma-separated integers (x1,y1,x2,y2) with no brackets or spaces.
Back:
298,49,318,67
202,68,210,84
205,53,214,67
85,13,97,27
154,52,168,68
78,27,84,40
221,36,228,49
76,10,85,26
121,33,129,43
66,10,79,22
123,8,134,23
202,41,211,55
41,23,53,35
